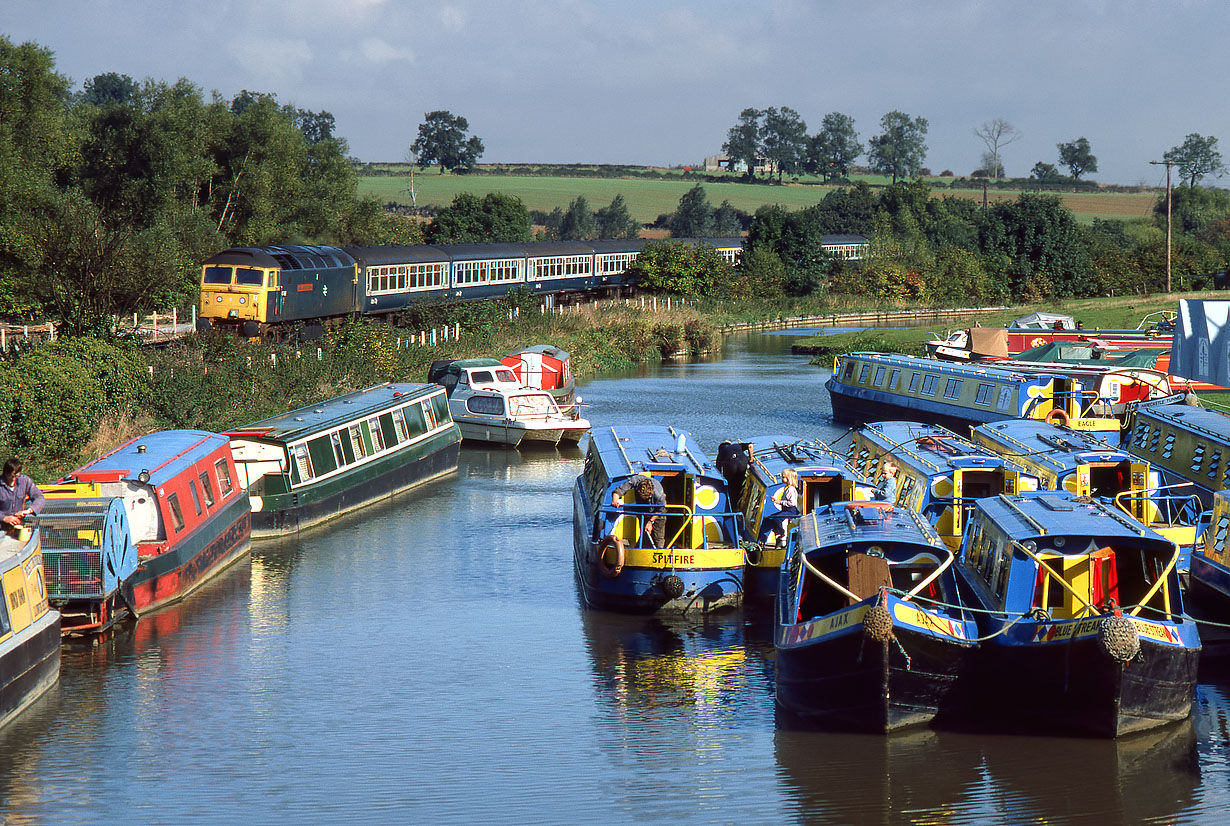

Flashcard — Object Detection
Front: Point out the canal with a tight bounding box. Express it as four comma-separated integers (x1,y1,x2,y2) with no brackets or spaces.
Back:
1,331,1228,824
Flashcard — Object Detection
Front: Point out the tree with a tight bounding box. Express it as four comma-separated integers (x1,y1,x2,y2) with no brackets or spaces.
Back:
867,111,929,184
711,200,744,236
975,152,1005,178
558,195,597,240
1163,133,1225,188
806,112,860,181
627,240,732,297
410,110,484,173
428,192,531,243
595,194,640,239
722,108,762,180
79,72,137,107
760,106,807,182
1031,161,1060,181
1057,137,1097,180
981,193,1091,297
669,185,714,237
973,118,1020,181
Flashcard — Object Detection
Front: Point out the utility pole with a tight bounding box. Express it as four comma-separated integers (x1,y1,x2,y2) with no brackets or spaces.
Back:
1150,159,1174,292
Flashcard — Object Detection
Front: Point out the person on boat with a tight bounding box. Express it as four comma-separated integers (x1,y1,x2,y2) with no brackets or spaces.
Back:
1,458,44,535
716,440,752,501
611,475,667,549
760,467,801,548
874,459,898,503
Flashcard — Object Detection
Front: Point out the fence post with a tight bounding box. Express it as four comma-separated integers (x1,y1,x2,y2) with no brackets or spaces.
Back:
271,353,277,368
454,323,459,339
317,347,322,361
173,308,177,331
1,328,5,351
432,329,437,345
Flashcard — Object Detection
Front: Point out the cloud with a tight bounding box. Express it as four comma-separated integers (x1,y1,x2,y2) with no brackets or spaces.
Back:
439,5,468,33
356,38,415,65
229,37,314,87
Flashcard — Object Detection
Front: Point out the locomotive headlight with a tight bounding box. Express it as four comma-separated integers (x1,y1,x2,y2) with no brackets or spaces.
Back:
215,296,222,302
239,297,246,304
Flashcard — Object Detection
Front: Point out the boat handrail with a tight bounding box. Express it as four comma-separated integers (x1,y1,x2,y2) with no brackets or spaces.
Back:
599,502,739,551
1011,540,1096,617
1011,538,1179,620
800,552,862,605
610,426,634,474
903,547,955,599
978,428,1067,471
1128,540,1179,618
1000,496,1049,535
1112,482,1200,527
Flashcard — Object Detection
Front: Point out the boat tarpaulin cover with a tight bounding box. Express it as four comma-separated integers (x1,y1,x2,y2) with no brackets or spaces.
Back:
969,327,1009,357
1012,312,1076,329
1173,299,1230,387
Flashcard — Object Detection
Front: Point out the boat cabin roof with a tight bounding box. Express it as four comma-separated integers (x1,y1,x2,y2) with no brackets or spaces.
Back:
798,503,945,552
1133,400,1230,441
974,492,1169,547
228,383,441,443
744,435,862,479
590,425,716,480
974,421,1129,472
66,430,229,488
861,421,1023,475
843,351,1062,384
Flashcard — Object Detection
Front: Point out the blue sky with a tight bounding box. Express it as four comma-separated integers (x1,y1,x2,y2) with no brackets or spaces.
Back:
7,0,1228,185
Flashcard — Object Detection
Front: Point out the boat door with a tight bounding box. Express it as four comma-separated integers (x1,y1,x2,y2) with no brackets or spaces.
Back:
801,474,846,513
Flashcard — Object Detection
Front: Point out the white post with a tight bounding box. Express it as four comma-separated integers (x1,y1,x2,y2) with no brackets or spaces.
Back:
173,308,177,330
454,323,459,339
192,305,196,328
49,323,55,342
1,328,5,351
667,297,671,310
271,353,277,368
432,328,437,345
133,312,138,330
148,365,154,377
152,312,158,338
317,347,322,361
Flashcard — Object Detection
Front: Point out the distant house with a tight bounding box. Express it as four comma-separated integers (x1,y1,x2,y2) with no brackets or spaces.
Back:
821,234,869,261
703,153,777,176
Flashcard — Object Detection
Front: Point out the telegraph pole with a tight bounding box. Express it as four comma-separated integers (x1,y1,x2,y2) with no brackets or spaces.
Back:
1150,159,1174,292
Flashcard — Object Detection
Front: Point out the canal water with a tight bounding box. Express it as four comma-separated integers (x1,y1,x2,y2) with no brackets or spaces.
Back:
2,332,1229,825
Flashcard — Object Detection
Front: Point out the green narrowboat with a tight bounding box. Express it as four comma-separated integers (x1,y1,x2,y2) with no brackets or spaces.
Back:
227,383,461,537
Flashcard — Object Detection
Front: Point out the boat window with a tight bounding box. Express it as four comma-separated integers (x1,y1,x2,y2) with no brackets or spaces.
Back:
368,417,385,452
198,472,215,507
348,425,368,459
292,443,315,480
378,413,399,449
203,266,233,284
974,383,994,405
908,372,920,393
509,394,554,416
470,371,494,384
331,432,347,466
1149,427,1161,453
188,480,203,516
1214,514,1230,562
1162,434,1175,460
943,378,963,400
0,590,9,635
431,393,451,426
392,408,410,442
403,403,428,437
996,386,1012,412
423,400,439,430
467,395,505,416
920,375,938,396
308,437,338,476
235,267,265,286
873,366,886,387
167,493,186,533
495,369,517,382
888,369,900,390
843,361,855,381
215,459,234,496
1191,443,1206,473
858,364,871,384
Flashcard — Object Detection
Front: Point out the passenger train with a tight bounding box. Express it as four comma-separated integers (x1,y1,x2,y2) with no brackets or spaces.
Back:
196,238,744,337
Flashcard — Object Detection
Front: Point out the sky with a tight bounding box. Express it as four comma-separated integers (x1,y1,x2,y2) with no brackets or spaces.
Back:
6,0,1229,186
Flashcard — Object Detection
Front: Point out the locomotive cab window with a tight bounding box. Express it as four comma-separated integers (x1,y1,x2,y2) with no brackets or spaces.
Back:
235,268,265,286
203,266,234,284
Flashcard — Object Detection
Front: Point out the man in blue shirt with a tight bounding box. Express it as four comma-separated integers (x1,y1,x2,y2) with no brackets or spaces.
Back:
611,474,667,549
1,458,45,535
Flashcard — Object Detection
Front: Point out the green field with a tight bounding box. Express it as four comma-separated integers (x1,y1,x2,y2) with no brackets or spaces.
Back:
358,171,1161,226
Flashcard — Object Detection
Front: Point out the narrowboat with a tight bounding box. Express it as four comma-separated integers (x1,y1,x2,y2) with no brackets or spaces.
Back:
925,313,1174,361
573,425,744,613
724,436,874,601
972,420,1203,567
226,383,461,538
775,502,978,732
47,431,251,615
1122,397,1230,508
956,492,1199,737
0,529,59,731
827,352,1119,440
500,344,579,414
1185,489,1230,657
35,496,138,635
846,421,1039,549
430,358,590,446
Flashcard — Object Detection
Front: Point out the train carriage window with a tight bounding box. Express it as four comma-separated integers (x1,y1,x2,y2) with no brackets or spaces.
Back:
188,480,203,516
392,408,410,441
203,266,233,284
943,378,963,399
235,267,264,286
908,372,920,392
975,383,994,405
198,472,215,507
215,460,234,496
367,417,386,452
167,493,186,533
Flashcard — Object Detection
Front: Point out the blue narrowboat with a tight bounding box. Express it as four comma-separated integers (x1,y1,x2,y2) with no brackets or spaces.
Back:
46,431,251,617
1186,490,1230,657
775,502,978,732
846,421,1040,549
972,419,1203,568
1122,397,1230,508
827,352,1120,441
722,436,874,601
0,529,59,730
956,492,1199,737
573,426,745,613
226,383,461,538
